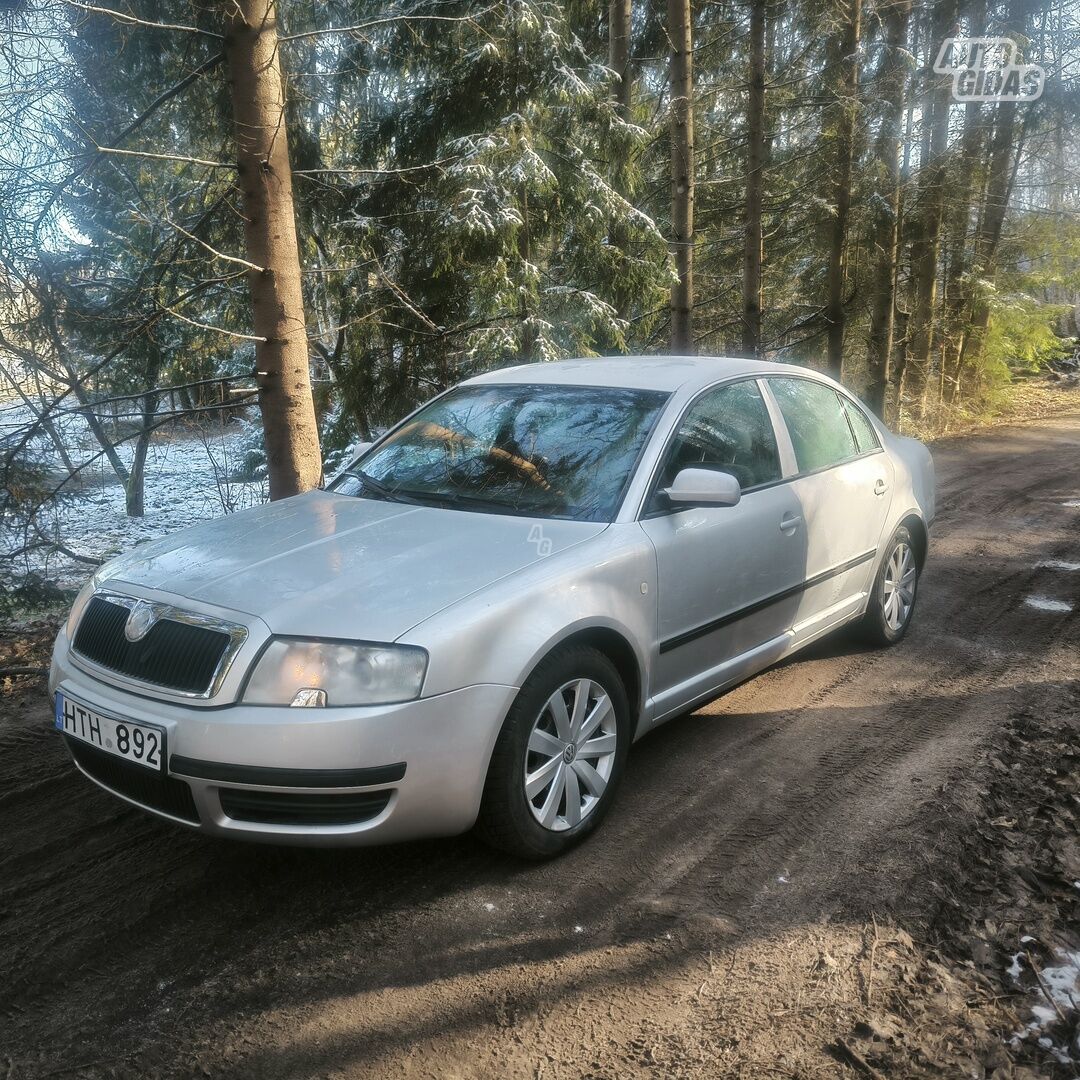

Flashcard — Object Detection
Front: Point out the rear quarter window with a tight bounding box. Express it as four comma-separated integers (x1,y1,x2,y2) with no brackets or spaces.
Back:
842,397,881,454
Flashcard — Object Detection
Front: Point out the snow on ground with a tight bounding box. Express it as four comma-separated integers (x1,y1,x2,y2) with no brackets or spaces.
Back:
1008,946,1080,1065
2,400,266,589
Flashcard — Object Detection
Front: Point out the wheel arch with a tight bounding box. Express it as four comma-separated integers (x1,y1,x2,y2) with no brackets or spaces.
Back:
898,512,929,571
520,623,646,738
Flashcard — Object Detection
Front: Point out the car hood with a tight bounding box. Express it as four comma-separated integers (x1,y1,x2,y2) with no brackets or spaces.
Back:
101,490,607,641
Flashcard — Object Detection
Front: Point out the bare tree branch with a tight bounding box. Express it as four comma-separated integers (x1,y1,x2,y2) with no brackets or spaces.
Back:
162,217,266,272
158,305,267,342
61,1,223,38
92,145,236,169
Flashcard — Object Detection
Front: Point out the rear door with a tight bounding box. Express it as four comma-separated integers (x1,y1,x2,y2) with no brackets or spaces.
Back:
764,377,894,643
640,378,808,717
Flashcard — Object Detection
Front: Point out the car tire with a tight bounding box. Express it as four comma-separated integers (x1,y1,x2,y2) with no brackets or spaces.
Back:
859,525,920,646
476,645,631,860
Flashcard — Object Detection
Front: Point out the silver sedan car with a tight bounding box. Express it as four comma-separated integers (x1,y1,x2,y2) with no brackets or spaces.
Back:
51,357,935,858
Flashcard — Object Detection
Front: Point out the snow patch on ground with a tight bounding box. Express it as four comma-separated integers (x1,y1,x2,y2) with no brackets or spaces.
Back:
1008,947,1080,1065
2,402,265,589
1024,596,1074,613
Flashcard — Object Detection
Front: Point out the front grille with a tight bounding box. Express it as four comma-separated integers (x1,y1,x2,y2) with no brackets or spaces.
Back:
219,788,392,826
66,737,199,824
72,596,232,695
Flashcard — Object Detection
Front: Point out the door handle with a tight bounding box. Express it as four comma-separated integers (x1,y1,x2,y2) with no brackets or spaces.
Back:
780,512,803,533
874,479,889,496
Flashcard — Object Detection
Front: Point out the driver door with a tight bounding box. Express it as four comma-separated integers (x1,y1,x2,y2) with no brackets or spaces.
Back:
639,379,807,719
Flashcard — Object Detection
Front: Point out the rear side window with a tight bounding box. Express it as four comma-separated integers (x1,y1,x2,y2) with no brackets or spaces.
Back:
659,379,781,492
842,397,881,454
769,378,857,473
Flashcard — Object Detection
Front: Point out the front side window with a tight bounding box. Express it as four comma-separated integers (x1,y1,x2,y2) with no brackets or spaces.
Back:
769,378,858,473
330,383,670,522
656,379,781,494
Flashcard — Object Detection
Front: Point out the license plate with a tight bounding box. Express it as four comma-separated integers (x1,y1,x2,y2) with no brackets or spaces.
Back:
55,692,165,772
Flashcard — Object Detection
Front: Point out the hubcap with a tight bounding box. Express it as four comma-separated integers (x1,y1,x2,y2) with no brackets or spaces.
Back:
882,541,916,631
524,678,618,832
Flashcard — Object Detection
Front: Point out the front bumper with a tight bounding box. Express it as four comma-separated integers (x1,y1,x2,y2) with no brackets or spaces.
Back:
50,630,518,846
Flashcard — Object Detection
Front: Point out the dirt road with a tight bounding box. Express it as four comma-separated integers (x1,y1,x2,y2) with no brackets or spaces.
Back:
3,415,1079,1079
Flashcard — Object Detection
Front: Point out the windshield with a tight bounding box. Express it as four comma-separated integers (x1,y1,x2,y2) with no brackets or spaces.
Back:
330,383,671,521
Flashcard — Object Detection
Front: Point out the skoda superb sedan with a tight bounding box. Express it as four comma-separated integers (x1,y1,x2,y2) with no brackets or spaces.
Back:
51,356,935,858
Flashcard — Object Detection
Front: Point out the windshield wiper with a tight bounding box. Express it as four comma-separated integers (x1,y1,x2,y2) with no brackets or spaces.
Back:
342,472,538,515
416,489,541,514
341,469,417,505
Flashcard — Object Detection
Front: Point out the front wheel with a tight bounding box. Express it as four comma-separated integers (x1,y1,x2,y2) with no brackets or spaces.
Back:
476,646,630,859
859,525,920,646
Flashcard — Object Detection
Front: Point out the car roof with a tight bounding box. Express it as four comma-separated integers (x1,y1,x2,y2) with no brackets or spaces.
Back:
462,355,818,394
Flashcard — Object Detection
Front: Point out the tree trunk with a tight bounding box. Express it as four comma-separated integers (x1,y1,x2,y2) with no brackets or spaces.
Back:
67,376,129,487
517,184,537,360
864,0,912,417
125,390,159,518
958,98,1024,376
609,0,633,118
741,0,766,358
223,0,322,501
824,0,863,381
941,0,987,396
607,0,634,323
667,0,694,353
905,0,958,410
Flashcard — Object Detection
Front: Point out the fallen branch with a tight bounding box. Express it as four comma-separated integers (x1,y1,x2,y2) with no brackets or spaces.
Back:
0,667,48,678
1025,950,1072,1027
30,519,102,568
866,912,880,1005
830,1038,886,1080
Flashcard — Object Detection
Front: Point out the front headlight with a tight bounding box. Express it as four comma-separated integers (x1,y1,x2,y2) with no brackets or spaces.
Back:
242,639,428,707
65,576,98,639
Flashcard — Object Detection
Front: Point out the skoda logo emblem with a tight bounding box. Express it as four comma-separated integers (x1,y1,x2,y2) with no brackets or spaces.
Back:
124,600,157,643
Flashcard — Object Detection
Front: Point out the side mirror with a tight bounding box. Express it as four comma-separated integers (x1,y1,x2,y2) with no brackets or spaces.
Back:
351,441,374,457
664,467,742,508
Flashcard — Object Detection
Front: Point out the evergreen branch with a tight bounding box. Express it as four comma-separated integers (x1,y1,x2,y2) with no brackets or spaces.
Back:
293,156,460,177
30,53,225,243
110,53,225,147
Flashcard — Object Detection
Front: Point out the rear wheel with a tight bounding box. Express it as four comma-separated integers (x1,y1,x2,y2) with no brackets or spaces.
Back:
859,525,919,646
476,646,630,859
